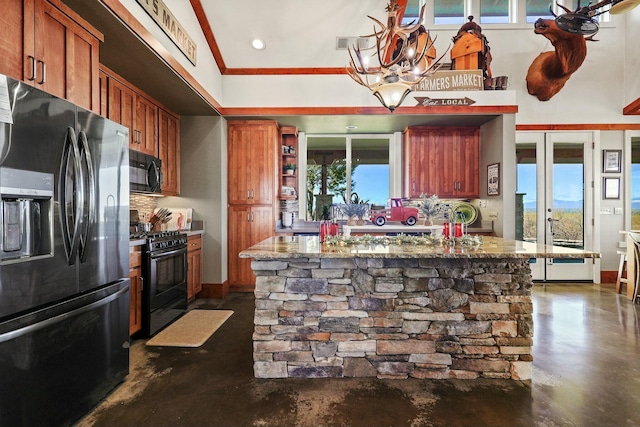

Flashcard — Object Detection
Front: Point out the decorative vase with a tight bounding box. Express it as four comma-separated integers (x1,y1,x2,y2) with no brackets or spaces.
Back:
285,169,294,175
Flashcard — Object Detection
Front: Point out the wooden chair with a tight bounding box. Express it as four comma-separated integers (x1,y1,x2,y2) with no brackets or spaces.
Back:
615,249,627,294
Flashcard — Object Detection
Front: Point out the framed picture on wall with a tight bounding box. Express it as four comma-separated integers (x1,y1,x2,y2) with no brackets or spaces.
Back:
603,177,620,199
487,163,500,196
603,150,622,173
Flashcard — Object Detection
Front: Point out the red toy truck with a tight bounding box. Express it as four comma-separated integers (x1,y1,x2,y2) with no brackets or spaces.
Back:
369,198,419,226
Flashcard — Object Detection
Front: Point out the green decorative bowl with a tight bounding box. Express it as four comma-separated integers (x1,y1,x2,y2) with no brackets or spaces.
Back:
452,202,478,225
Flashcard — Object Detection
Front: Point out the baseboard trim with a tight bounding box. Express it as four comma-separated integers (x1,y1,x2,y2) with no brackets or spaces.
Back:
229,284,255,293
600,270,618,284
198,281,229,299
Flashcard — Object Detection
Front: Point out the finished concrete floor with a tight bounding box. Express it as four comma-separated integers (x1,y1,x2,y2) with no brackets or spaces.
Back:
75,283,640,427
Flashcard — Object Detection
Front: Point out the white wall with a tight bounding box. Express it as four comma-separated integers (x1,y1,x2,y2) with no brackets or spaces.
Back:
479,114,517,239
118,0,223,106
599,131,626,272
159,116,228,284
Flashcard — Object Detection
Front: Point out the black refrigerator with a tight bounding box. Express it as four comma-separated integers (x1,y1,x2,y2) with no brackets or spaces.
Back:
0,75,130,426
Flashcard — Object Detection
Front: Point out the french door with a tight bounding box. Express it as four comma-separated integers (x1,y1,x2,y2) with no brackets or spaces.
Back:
516,132,595,281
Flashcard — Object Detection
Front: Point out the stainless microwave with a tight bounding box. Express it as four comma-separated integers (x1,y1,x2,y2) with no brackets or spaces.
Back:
129,149,163,194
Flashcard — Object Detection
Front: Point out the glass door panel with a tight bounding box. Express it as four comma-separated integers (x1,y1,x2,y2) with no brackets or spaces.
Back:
545,134,594,281
517,134,544,280
631,137,640,230
516,132,594,281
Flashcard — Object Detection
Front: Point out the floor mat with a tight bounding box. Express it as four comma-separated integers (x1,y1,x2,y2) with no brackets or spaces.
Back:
146,309,234,347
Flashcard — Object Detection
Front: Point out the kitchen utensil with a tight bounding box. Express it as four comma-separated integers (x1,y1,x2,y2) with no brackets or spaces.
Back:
130,209,140,226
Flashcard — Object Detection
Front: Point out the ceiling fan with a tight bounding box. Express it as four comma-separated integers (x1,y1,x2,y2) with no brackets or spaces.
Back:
552,0,640,36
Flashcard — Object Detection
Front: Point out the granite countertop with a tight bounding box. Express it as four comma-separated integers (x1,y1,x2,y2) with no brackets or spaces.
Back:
240,235,600,260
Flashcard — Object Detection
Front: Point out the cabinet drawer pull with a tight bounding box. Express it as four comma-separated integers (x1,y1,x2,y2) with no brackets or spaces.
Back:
37,60,46,84
27,56,36,81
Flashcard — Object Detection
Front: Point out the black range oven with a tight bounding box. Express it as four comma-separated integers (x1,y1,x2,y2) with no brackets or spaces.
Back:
140,231,188,336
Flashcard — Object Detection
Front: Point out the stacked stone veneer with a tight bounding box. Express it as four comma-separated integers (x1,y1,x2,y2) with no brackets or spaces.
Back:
252,256,533,381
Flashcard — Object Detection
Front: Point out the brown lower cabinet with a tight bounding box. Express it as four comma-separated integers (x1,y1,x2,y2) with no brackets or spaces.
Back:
128,245,143,336
187,234,202,300
227,205,274,291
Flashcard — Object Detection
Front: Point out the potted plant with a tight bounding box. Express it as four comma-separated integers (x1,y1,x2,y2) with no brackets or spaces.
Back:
339,193,370,226
419,193,444,225
284,163,296,175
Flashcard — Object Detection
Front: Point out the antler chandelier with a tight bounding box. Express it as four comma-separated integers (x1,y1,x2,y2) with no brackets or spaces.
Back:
347,0,446,112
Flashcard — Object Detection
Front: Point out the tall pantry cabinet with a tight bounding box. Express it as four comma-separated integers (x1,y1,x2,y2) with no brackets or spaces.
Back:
227,121,279,292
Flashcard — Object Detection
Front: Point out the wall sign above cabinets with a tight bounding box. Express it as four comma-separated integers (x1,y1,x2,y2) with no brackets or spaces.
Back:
136,0,197,65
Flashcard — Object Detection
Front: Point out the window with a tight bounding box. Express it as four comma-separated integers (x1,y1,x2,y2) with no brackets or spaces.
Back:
305,136,391,220
526,0,554,23
429,0,612,26
402,0,423,25
480,0,509,24
434,0,465,25
351,138,390,208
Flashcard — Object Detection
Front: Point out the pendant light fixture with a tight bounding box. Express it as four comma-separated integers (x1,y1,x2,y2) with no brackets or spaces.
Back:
346,0,447,112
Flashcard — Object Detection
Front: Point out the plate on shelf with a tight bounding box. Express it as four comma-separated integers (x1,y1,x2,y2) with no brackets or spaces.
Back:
452,202,478,225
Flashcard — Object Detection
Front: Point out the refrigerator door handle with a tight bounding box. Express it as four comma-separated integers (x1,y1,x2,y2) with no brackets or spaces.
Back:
59,127,85,264
77,131,95,263
0,284,129,344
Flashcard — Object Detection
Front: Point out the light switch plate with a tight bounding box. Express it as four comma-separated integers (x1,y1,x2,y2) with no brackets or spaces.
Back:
478,199,487,208
614,207,623,215
600,208,612,215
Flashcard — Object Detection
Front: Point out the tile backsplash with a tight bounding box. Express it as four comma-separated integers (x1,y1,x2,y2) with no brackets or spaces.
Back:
130,194,159,222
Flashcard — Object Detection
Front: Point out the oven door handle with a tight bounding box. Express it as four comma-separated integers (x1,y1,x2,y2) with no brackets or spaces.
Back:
149,247,187,259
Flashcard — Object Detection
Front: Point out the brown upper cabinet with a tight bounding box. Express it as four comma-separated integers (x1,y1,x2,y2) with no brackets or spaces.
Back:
159,108,180,196
403,126,480,199
135,95,159,156
1,0,103,112
101,66,180,195
227,121,279,206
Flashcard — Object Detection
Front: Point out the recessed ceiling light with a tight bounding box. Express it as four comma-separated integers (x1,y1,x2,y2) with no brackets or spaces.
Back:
252,39,266,50
346,125,358,130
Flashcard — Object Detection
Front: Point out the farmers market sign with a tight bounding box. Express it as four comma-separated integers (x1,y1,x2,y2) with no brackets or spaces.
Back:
137,0,197,65
414,70,484,91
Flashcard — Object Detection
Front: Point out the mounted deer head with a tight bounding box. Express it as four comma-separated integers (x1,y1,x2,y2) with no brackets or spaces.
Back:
525,17,588,101
525,0,639,101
